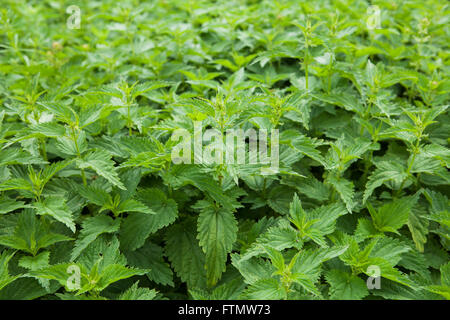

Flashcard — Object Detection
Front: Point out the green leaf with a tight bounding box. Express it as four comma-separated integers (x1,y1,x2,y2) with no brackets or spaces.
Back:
33,197,76,232
125,242,174,287
0,148,41,166
380,70,417,88
196,201,238,286
119,282,157,300
231,255,274,285
0,178,33,192
171,166,241,211
263,246,285,272
116,199,154,215
441,262,450,287
354,218,381,242
407,204,429,252
131,81,172,99
370,237,411,265
26,263,76,290
363,162,406,203
71,215,121,260
364,257,416,288
78,185,111,206
76,150,125,190
0,210,72,255
422,144,450,168
19,251,51,289
189,278,245,300
29,122,66,137
287,194,346,247
286,132,327,166
267,186,296,215
0,251,21,290
120,189,178,251
326,174,355,212
241,225,300,260
0,278,50,300
95,264,147,292
312,91,364,115
55,131,88,156
244,278,285,300
19,251,50,271
0,197,29,214
165,220,206,288
368,197,417,234
40,159,73,187
325,270,369,300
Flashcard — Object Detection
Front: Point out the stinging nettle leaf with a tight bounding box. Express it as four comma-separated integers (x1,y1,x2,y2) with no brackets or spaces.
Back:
33,197,76,233
76,150,125,190
71,215,121,260
196,202,238,287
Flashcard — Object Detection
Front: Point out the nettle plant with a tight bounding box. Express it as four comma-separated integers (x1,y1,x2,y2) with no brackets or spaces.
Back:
0,0,449,300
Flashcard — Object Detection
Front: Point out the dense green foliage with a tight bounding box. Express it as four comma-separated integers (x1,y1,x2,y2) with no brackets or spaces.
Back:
0,0,449,300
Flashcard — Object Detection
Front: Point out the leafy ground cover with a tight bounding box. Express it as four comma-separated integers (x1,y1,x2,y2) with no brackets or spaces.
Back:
0,0,449,300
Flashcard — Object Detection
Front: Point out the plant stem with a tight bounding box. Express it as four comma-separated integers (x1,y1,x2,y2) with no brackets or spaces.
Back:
361,150,374,183
359,101,373,135
71,126,87,186
395,137,421,197
40,137,47,161
127,104,133,136
305,45,309,90
327,72,331,93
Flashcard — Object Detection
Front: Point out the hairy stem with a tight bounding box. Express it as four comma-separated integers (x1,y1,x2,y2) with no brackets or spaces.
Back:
71,126,87,186
395,137,421,197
